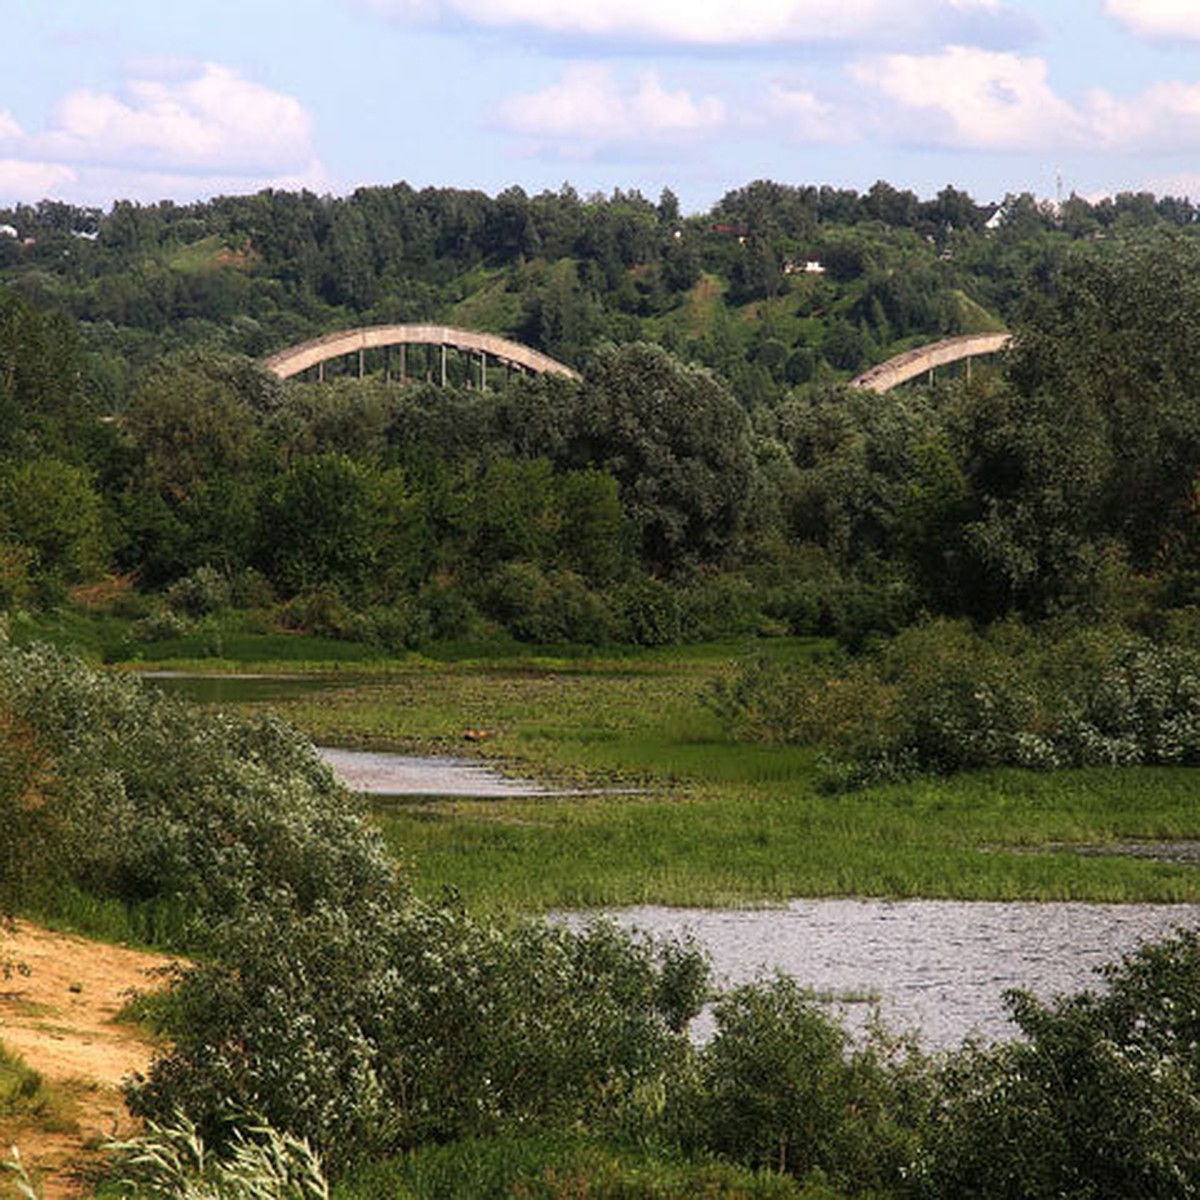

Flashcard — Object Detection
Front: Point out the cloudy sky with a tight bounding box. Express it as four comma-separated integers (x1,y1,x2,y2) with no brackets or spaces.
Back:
6,0,1200,213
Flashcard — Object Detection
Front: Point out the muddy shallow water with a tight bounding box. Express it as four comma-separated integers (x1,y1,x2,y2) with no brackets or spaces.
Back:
316,746,553,797
577,899,1200,1049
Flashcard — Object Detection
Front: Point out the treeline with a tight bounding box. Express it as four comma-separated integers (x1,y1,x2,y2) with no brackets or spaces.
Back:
4,229,1200,656
5,643,1200,1199
5,177,1200,412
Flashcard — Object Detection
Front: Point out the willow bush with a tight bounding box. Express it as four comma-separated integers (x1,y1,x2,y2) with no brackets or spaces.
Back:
707,619,1200,785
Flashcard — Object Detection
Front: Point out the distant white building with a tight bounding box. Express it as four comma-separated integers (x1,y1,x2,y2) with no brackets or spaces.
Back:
0,224,18,239
783,259,827,276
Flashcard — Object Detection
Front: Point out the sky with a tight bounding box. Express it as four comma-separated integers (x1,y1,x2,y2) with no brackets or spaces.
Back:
6,0,1200,215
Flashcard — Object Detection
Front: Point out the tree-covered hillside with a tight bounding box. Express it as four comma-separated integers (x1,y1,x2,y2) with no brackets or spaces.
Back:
3,179,1195,410
4,178,1200,663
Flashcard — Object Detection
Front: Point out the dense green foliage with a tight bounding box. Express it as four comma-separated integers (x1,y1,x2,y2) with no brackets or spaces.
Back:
5,182,1200,656
708,619,1200,784
7,177,1200,1196
923,929,1200,1198
6,638,1200,1198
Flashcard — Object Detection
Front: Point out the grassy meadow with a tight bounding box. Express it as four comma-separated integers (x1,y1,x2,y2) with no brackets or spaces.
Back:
132,635,1200,914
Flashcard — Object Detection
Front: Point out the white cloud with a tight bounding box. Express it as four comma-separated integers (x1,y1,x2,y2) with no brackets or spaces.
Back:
0,64,328,207
0,159,78,203
851,45,1200,157
1106,0,1200,40
851,46,1085,150
1086,81,1200,155
497,65,725,147
358,0,1031,48
36,64,313,173
765,84,857,142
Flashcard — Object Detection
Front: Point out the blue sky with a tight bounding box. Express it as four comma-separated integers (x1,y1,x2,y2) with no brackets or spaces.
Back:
6,0,1200,213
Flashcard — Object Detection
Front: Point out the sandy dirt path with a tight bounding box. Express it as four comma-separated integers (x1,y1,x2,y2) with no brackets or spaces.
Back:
1,921,181,1199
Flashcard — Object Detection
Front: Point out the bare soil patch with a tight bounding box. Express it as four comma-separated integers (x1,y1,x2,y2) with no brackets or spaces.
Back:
1,921,180,1199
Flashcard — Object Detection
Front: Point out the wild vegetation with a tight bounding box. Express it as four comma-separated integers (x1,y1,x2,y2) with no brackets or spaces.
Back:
5,176,1200,1196
6,643,1200,1199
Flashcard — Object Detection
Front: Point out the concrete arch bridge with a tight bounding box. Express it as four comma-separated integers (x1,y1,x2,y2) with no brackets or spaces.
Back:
262,323,581,388
850,332,1011,393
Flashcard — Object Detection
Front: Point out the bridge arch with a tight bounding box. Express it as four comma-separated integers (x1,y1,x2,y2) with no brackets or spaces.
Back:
850,332,1011,393
262,324,581,387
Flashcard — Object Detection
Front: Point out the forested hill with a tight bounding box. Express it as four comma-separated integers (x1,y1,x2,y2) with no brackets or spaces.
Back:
3,179,1196,410
5,177,1200,658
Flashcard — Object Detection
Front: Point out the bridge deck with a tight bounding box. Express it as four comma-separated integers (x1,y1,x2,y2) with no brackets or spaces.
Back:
850,332,1010,393
262,323,581,381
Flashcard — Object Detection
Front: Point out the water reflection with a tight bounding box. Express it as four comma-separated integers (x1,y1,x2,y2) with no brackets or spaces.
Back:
586,900,1200,1049
317,746,550,797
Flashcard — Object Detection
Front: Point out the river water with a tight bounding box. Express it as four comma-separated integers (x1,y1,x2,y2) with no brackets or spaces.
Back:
317,746,553,797
577,899,1200,1049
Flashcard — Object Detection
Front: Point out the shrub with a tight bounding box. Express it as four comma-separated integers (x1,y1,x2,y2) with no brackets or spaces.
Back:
679,976,928,1193
613,579,682,646
415,579,482,642
708,619,1200,783
165,566,232,618
479,563,619,645
276,588,354,639
677,575,769,641
923,929,1200,1199
341,600,429,653
0,641,402,935
127,906,709,1172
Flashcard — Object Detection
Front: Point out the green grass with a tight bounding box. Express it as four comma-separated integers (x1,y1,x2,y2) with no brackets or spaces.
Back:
220,643,1200,913
334,1134,816,1199
0,1043,75,1133
22,624,1198,913
6,609,136,662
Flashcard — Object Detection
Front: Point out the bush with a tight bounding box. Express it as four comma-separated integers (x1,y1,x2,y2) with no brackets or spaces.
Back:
341,600,429,653
131,607,195,643
127,906,709,1172
165,566,233,618
678,976,927,1192
708,619,1200,783
415,579,482,642
276,588,354,639
0,641,402,934
923,929,1200,1199
613,579,682,646
479,563,619,645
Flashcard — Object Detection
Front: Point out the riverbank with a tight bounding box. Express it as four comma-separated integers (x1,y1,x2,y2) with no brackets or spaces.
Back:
0,922,179,1198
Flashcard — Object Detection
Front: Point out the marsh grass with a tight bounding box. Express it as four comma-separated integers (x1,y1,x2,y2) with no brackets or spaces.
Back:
18,884,195,953
116,637,1200,912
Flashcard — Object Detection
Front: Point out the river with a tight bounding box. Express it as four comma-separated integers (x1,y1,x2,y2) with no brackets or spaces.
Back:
573,899,1200,1049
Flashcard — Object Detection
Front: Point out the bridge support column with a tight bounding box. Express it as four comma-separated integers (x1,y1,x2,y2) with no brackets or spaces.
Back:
480,350,487,392
440,344,447,387
358,348,365,380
